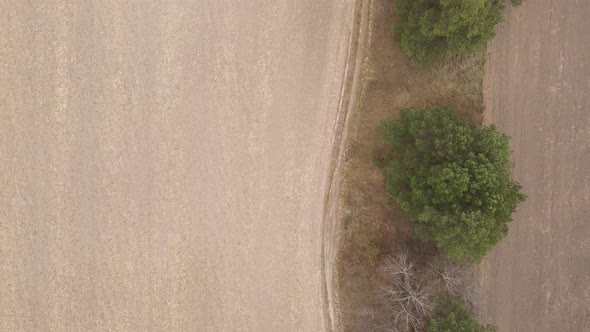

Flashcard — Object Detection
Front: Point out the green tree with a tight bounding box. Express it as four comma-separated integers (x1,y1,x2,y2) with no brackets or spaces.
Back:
383,107,525,261
394,0,505,67
428,297,495,332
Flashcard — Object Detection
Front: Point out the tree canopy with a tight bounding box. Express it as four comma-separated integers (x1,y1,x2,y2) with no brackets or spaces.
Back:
383,107,525,261
428,297,495,332
394,0,505,67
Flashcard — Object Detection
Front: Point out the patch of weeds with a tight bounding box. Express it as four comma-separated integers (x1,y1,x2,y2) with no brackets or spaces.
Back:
350,223,383,269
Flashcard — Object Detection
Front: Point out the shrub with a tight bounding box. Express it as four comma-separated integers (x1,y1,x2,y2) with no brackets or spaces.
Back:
394,0,505,67
383,107,525,262
428,297,495,332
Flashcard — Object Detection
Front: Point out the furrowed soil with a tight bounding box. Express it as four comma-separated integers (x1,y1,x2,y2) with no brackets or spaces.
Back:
478,1,590,331
0,1,356,330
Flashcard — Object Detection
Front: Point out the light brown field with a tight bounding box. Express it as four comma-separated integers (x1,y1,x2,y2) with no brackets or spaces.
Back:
0,1,356,330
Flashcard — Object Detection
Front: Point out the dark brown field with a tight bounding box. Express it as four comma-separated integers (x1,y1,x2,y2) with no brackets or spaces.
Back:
479,1,590,331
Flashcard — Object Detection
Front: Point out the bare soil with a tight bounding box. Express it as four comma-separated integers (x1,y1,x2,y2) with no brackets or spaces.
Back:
0,1,356,331
335,0,486,330
478,1,590,331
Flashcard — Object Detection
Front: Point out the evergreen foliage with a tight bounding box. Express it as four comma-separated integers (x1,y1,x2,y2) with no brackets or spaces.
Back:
383,107,525,261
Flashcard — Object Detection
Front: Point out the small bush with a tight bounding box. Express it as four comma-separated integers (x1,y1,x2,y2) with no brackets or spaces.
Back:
394,0,505,67
383,107,525,262
428,297,495,332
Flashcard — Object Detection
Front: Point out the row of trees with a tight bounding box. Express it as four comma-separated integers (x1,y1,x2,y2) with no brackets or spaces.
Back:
373,1,525,330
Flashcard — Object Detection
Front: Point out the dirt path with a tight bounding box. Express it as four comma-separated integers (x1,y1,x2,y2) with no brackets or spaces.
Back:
480,1,590,331
0,1,355,330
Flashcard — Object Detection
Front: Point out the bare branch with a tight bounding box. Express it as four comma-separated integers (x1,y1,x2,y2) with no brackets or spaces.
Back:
429,257,464,296
379,252,433,331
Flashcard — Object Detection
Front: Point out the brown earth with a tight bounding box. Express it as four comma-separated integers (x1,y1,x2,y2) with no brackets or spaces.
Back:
0,1,357,331
478,1,590,331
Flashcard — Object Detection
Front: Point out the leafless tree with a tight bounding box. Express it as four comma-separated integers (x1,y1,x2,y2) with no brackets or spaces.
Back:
379,252,433,331
460,282,484,312
429,257,464,296
381,251,414,279
428,257,484,312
